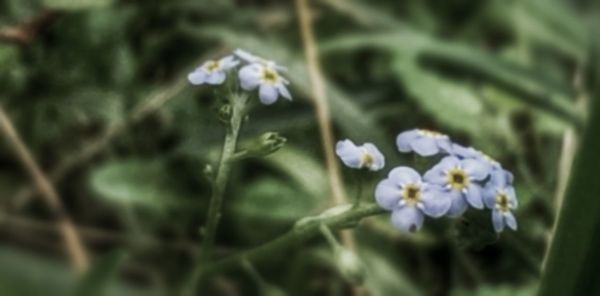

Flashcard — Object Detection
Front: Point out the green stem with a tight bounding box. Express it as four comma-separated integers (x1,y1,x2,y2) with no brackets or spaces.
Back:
200,93,247,261
199,203,386,277
184,93,247,294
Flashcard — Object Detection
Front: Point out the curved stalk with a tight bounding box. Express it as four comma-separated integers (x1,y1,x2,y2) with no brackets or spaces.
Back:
199,203,386,277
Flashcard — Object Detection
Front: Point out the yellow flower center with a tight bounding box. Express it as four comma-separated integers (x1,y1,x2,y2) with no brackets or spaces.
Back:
261,68,279,84
496,192,510,212
402,184,421,205
205,60,220,72
360,152,374,168
447,168,469,190
418,129,444,138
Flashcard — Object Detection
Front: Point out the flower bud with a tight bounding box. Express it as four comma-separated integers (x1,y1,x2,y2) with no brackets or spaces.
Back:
334,248,365,285
236,132,286,160
218,104,232,123
203,164,214,181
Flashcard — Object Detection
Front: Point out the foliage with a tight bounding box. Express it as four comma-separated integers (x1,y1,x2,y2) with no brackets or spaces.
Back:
0,0,597,295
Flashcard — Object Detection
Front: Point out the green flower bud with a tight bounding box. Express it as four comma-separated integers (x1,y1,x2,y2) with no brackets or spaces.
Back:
234,132,287,160
203,164,214,181
218,104,232,123
334,248,365,285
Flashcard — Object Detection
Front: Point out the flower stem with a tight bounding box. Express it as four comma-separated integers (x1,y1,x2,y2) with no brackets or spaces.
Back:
199,203,386,277
200,93,247,262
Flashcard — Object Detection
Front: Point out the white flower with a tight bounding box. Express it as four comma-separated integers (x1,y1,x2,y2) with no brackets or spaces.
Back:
238,62,292,105
188,55,239,85
335,139,385,171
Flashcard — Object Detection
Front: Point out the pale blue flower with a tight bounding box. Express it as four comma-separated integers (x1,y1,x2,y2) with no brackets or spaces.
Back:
483,170,518,232
451,143,514,184
188,55,239,85
424,156,490,216
234,48,287,72
336,139,385,171
396,129,452,157
375,167,451,232
237,61,291,105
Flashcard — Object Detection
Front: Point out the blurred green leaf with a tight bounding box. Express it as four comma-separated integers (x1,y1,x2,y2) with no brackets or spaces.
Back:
538,26,600,296
43,0,113,10
361,248,421,296
75,251,126,296
234,178,319,222
452,283,537,296
89,159,201,211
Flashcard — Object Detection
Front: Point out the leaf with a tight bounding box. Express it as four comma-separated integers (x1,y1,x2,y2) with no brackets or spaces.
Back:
75,251,126,296
361,248,421,296
234,178,320,222
538,27,600,296
89,159,201,211
263,146,328,198
43,0,113,10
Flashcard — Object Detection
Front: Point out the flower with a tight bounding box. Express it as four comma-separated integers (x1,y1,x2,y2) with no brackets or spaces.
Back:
336,140,384,171
188,55,239,85
451,143,514,184
424,156,490,216
396,129,452,157
234,48,287,72
238,63,291,105
375,167,451,232
484,169,518,232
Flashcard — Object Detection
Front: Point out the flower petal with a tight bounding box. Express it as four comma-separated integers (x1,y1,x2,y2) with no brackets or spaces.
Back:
446,190,468,217
396,130,419,153
187,70,207,85
259,84,279,105
424,156,460,186
420,187,452,218
239,65,261,90
375,179,401,210
436,137,453,154
276,83,292,101
482,183,496,209
219,55,239,70
409,136,439,156
335,140,361,169
391,206,424,232
463,158,490,181
363,143,385,171
506,186,518,208
205,71,226,85
504,211,518,231
388,167,421,185
492,210,505,232
234,48,260,63
465,184,484,209
451,144,480,159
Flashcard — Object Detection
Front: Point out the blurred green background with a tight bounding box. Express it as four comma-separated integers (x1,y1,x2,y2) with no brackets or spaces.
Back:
0,0,598,295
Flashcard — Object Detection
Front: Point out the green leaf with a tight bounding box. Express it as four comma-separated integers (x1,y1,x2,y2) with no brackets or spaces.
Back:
75,251,126,296
43,0,113,10
361,249,421,296
89,159,201,211
538,26,600,296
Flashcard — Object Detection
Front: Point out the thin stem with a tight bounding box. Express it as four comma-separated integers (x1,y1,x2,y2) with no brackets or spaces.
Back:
0,105,90,272
200,203,386,277
200,93,247,262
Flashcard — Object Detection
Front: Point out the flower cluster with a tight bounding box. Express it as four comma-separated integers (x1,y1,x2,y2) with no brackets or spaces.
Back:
188,49,292,105
336,129,518,233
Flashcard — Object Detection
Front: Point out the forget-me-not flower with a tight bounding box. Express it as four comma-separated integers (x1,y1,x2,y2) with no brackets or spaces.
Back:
451,143,514,184
424,156,490,216
188,55,239,85
336,139,385,171
375,167,451,232
234,49,292,105
484,170,518,232
234,49,287,72
396,129,452,157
